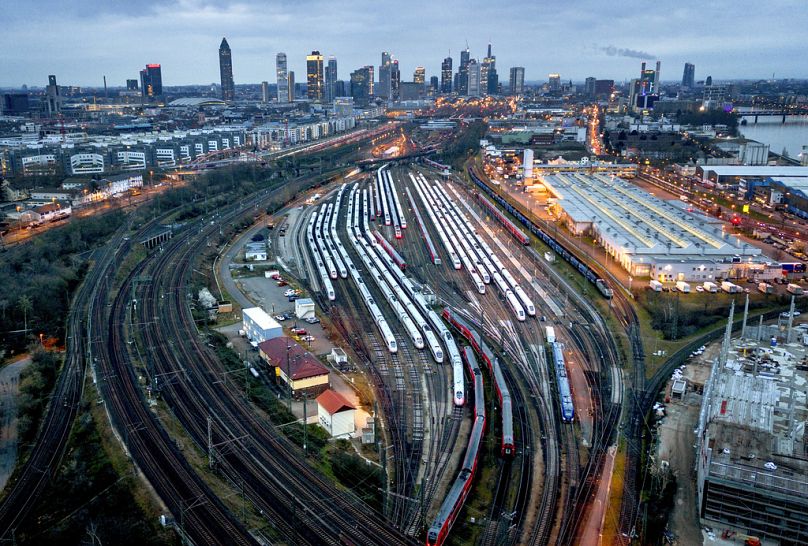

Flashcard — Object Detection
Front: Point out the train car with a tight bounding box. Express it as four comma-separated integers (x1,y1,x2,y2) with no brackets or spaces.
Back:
405,186,441,265
372,230,407,271
467,168,613,299
443,307,514,458
550,341,574,422
475,192,530,245
443,330,465,407
427,350,486,546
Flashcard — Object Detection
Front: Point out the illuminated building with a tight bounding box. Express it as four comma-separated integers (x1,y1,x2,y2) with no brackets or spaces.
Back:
413,66,425,85
378,51,392,98
457,46,470,95
440,56,452,93
139,64,162,98
219,37,235,102
548,73,561,92
390,60,400,100
306,50,324,102
481,43,495,95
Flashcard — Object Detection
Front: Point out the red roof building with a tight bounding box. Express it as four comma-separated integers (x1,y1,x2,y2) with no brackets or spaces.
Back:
258,336,329,396
316,389,356,438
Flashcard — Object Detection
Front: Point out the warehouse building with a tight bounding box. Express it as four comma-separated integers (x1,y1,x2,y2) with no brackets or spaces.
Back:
697,165,808,189
316,389,356,438
541,172,764,280
242,307,282,343
696,338,808,544
258,337,329,397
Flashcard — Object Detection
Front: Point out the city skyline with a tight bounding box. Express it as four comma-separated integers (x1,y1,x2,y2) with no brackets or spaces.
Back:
2,0,807,87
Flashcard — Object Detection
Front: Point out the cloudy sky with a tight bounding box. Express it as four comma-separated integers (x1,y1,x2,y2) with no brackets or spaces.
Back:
2,0,806,88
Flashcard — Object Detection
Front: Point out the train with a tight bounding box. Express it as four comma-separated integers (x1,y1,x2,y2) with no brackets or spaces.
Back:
426,346,486,546
337,184,397,352
442,307,515,458
372,230,407,271
549,341,575,422
405,186,441,265
467,168,614,299
410,173,462,270
305,210,336,301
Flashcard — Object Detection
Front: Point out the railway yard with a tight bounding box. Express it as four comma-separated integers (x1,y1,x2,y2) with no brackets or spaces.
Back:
2,154,634,545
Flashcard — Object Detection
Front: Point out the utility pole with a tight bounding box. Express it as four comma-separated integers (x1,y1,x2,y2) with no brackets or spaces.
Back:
303,392,308,455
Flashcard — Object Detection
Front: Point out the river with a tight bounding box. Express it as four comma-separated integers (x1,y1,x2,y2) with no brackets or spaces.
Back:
739,115,808,161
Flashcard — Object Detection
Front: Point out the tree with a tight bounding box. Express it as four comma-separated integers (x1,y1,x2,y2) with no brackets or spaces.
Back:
18,295,32,334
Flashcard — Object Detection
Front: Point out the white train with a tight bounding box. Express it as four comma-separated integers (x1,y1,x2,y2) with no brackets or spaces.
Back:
314,203,338,280
337,185,396,352
327,189,349,279
306,212,336,301
432,178,534,320
410,173,461,269
376,166,392,226
386,169,407,229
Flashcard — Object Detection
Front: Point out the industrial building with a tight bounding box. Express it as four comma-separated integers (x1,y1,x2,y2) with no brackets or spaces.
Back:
697,165,808,188
258,337,330,397
540,172,765,280
242,307,282,343
316,389,356,438
696,307,808,544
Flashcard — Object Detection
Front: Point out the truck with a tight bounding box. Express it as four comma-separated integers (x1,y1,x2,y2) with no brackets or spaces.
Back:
675,281,691,293
721,281,740,294
545,326,556,344
703,281,718,293
649,280,663,292
787,283,804,295
758,282,774,294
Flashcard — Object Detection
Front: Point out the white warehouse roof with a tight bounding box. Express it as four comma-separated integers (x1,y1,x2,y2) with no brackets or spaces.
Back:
542,172,761,259
242,307,280,331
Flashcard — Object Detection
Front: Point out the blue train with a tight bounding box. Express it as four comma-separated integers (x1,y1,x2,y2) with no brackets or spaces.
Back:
467,168,613,299
550,341,575,422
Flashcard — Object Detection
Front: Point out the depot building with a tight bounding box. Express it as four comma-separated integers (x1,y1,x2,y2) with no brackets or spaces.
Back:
540,173,769,281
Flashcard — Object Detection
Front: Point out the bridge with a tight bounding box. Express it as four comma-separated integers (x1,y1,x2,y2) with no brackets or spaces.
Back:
736,108,808,123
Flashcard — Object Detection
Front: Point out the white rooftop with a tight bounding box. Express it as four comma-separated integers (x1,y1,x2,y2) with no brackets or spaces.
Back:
243,307,280,331
700,165,808,177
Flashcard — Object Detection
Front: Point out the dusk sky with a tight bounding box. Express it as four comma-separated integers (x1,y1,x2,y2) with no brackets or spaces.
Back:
2,0,806,88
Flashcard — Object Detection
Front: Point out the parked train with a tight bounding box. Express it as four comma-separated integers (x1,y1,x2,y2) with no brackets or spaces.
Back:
305,210,336,301
426,346,486,546
372,230,407,271
442,307,515,458
549,341,575,422
467,168,614,299
405,186,441,265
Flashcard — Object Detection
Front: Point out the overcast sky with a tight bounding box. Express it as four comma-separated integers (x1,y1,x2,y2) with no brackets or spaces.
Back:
2,0,806,88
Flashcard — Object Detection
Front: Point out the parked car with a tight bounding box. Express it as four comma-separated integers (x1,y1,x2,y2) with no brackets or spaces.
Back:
274,315,286,322
291,328,307,335
302,335,315,342
696,286,704,292
284,289,296,297
304,317,320,324
276,280,288,287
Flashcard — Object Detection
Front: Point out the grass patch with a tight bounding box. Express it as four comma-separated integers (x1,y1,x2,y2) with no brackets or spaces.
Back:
601,441,627,545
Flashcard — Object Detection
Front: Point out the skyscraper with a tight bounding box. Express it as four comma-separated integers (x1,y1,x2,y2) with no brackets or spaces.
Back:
350,66,373,103
440,56,452,93
276,53,289,103
306,51,324,102
261,81,269,103
457,47,470,95
390,60,400,100
509,67,525,95
378,52,392,98
481,43,495,95
467,59,481,97
288,71,295,101
140,64,162,98
219,38,235,101
126,79,139,91
413,67,426,85
45,75,61,115
682,62,695,89
429,76,439,95
548,73,561,92
325,56,338,102
584,77,596,98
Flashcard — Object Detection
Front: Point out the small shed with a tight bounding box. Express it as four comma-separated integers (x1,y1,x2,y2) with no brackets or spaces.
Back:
245,242,267,261
317,389,356,438
295,298,315,320
329,348,348,366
